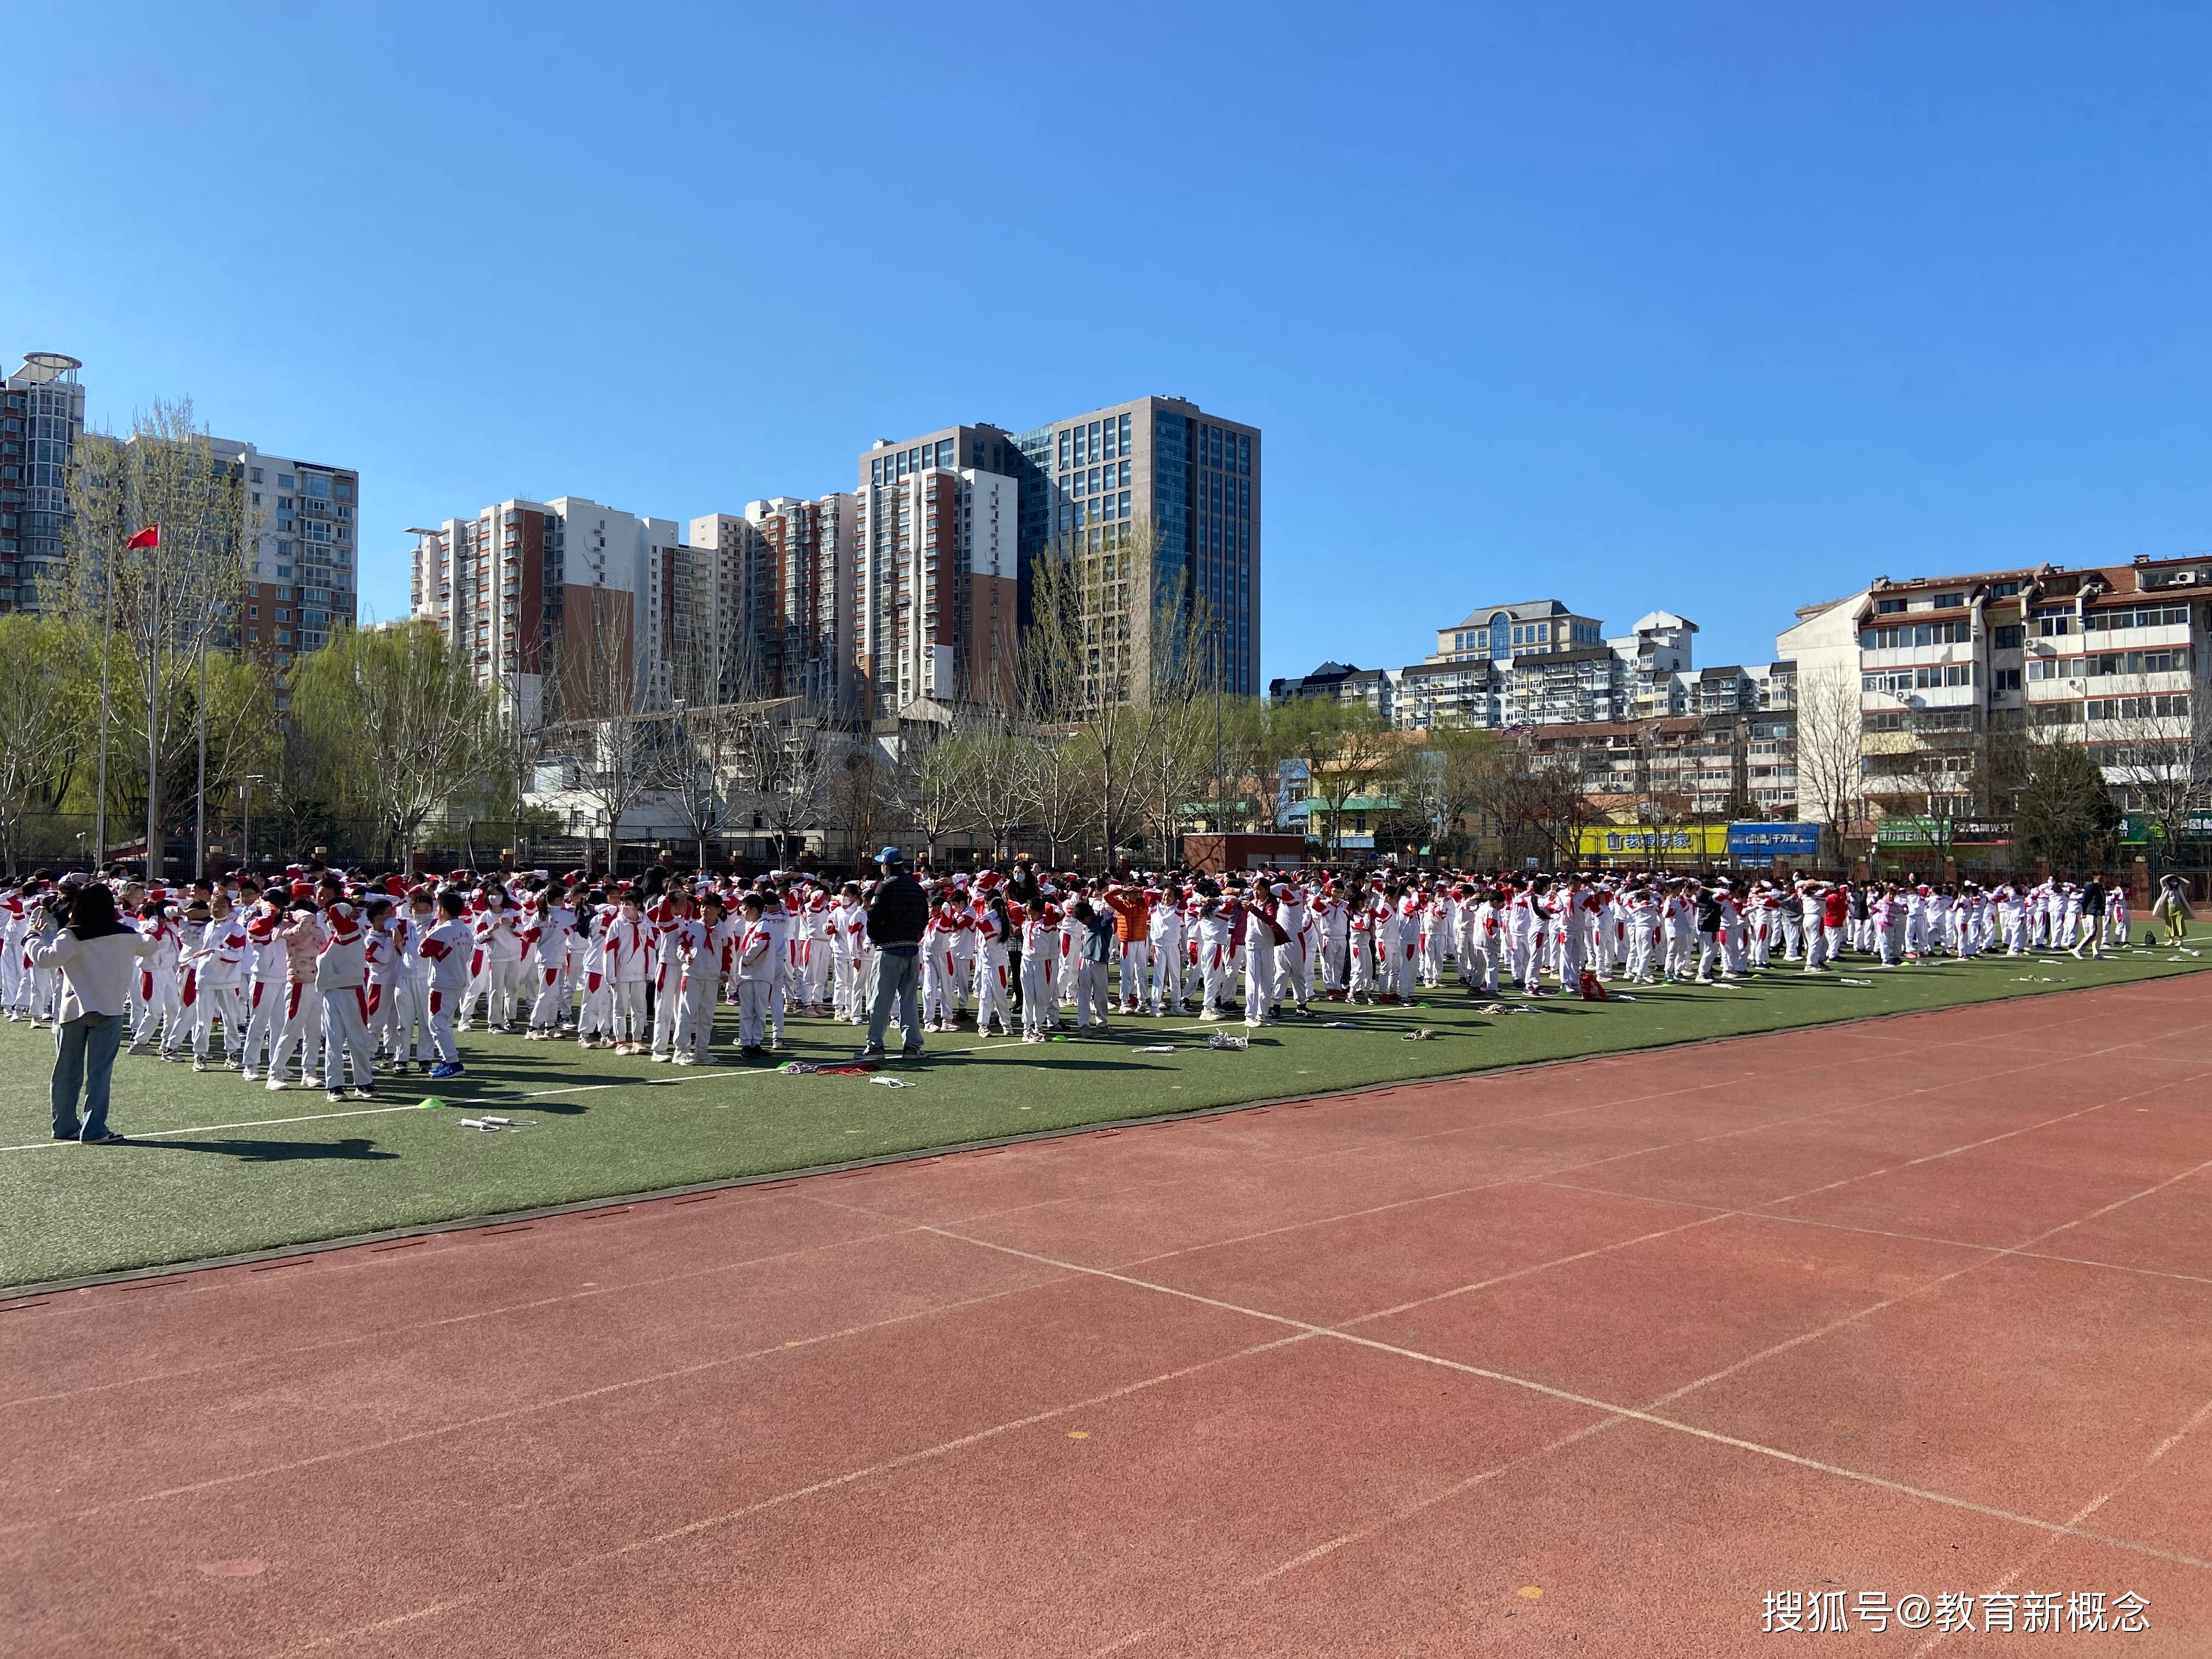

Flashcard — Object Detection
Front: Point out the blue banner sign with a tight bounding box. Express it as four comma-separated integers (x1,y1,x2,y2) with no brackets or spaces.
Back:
1726,821,1822,862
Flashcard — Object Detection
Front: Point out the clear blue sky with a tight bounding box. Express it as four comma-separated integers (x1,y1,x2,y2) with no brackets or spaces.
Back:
9,2,2209,678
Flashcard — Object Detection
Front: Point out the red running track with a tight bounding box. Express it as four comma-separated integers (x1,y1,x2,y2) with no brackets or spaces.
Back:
7,978,2212,1657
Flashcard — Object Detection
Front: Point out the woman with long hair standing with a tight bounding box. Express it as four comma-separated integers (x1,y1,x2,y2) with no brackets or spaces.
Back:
36,883,160,1144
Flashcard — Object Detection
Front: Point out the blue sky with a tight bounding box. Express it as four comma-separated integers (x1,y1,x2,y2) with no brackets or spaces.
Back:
9,2,2210,678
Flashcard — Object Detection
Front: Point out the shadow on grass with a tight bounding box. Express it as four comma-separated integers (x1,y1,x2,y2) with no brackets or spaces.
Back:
128,1135,397,1163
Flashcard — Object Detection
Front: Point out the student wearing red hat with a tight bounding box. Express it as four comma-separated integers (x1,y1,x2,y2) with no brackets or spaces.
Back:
264,897,325,1090
238,891,286,1079
317,898,375,1101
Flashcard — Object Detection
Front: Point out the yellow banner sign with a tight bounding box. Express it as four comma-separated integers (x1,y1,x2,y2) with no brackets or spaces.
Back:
1575,825,1730,857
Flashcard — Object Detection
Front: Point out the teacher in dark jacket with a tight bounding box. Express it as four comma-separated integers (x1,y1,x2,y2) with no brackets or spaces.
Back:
861,847,929,1059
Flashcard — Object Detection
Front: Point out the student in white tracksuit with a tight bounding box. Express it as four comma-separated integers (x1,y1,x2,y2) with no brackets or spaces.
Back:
672,898,728,1065
472,891,526,1032
1147,894,1184,1015
238,903,288,1078
1242,895,1285,1028
522,896,573,1036
265,906,325,1090
415,894,473,1074
363,901,408,1062
396,894,436,1073
603,898,653,1053
1020,901,1062,1040
973,898,1016,1037
130,904,183,1053
731,897,777,1056
648,894,688,1060
317,901,375,1099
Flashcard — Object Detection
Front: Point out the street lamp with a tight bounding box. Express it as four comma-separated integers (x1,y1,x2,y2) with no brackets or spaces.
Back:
239,774,264,873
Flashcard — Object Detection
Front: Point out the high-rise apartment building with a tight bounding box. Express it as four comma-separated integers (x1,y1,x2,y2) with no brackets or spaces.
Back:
743,493,858,711
0,352,85,614
220,441,360,669
858,396,1261,712
679,512,758,707
411,496,673,723
851,454,1018,714
1,352,359,662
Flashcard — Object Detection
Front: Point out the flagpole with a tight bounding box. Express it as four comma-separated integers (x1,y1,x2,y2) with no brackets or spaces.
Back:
194,628,208,881
134,522,161,884
94,526,114,870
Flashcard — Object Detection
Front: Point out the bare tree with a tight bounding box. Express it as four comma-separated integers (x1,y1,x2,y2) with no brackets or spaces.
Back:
657,616,760,869
947,720,1042,863
2086,676,2212,861
64,400,253,878
896,722,973,867
752,712,831,867
548,591,657,873
1474,739,1603,868
1404,720,1505,864
1020,727,1096,869
1022,522,1206,866
1792,664,1865,861
1273,697,1403,857
828,743,896,868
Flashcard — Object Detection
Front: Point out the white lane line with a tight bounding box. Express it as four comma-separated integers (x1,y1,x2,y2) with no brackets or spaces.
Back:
5,1269,1115,1539
888,1216,2212,1573
280,1330,1316,1656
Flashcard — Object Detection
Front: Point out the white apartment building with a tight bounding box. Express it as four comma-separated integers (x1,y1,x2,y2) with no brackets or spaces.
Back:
1780,556,2210,825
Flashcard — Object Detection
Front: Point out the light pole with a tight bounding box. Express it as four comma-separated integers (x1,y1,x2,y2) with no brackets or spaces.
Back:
1212,620,1226,835
240,774,263,873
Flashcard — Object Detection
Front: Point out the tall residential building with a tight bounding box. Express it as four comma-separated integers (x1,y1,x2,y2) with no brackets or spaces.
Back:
410,496,673,723
0,352,86,614
680,512,758,706
851,458,1018,714
859,396,1261,711
743,492,858,711
219,441,360,670
0,353,360,662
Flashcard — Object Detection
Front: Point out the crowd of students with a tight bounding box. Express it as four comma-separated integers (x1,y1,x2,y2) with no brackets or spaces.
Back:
6,855,2185,1126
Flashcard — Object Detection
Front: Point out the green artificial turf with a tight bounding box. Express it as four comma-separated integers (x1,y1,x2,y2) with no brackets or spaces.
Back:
3,946,2207,1288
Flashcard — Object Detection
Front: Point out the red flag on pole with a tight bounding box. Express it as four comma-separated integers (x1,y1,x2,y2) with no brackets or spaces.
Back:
125,524,160,550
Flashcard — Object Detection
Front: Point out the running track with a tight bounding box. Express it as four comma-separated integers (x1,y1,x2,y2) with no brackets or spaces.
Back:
8,977,2212,1656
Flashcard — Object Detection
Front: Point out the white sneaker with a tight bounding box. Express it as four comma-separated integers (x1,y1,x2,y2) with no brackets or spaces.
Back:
240,1069,259,1082
264,1079,289,1092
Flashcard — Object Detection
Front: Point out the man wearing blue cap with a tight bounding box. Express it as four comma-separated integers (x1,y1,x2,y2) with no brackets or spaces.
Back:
860,847,928,1059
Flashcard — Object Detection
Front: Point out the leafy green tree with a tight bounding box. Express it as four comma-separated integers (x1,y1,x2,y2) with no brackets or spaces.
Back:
292,623,493,868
